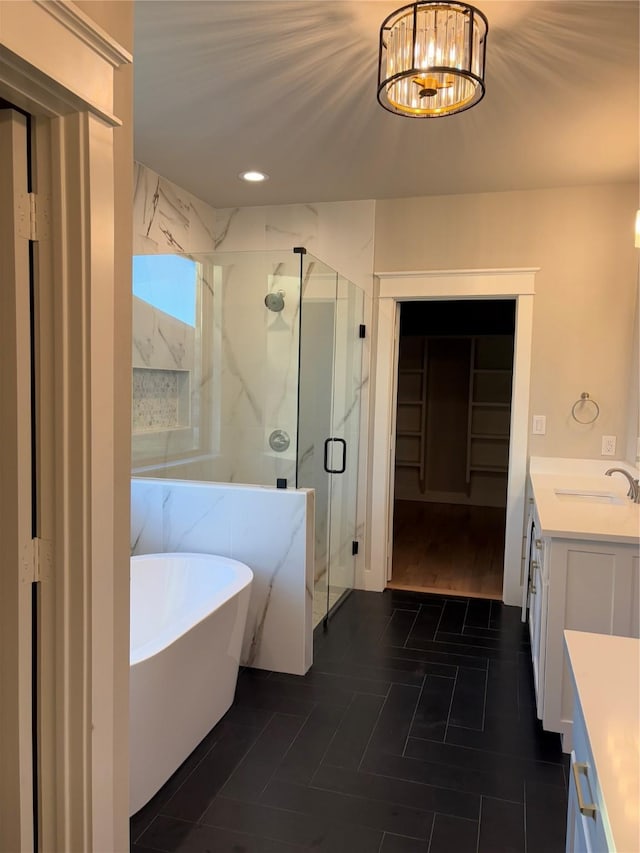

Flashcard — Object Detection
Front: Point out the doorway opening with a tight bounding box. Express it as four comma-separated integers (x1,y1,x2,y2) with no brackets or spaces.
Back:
389,299,515,599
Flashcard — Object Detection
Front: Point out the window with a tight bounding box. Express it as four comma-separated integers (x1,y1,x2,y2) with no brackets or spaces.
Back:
131,254,214,469
133,254,197,326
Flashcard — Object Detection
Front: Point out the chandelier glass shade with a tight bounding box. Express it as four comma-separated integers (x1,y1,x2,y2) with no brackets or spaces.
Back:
377,1,488,118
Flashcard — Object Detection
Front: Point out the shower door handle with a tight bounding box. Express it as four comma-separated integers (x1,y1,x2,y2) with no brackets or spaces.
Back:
323,437,346,474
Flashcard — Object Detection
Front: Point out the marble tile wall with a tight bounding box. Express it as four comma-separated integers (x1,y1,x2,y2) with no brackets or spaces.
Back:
133,162,216,255
214,201,376,585
214,201,375,297
133,162,376,588
131,477,314,676
132,295,196,372
215,253,302,487
132,295,201,464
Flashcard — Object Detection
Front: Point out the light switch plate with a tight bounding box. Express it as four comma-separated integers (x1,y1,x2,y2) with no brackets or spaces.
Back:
532,415,546,435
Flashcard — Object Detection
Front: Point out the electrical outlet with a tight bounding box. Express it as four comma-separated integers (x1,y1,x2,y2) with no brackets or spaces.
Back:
532,415,546,435
601,435,616,456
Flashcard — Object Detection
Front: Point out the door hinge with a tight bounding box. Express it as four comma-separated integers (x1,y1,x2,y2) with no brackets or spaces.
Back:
22,537,52,583
30,192,50,241
358,324,366,339
352,540,359,556
18,192,50,241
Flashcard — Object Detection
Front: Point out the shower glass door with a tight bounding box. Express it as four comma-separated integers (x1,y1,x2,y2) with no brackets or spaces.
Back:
297,257,337,627
325,275,364,614
297,254,364,627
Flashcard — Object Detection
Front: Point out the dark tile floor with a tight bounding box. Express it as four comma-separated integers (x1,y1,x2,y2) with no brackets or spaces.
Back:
131,590,569,853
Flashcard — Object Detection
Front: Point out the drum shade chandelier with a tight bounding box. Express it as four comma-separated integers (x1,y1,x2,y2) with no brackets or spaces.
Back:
377,1,488,118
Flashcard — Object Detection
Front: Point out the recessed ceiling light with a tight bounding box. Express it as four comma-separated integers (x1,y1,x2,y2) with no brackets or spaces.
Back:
239,170,269,183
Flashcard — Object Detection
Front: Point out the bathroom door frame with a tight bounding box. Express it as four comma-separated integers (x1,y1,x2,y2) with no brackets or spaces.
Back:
0,106,36,853
368,269,536,607
0,4,132,851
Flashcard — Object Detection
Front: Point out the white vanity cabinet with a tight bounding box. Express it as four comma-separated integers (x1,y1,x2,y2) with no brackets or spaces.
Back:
542,537,639,746
524,465,640,748
564,631,639,853
566,697,610,853
524,498,548,718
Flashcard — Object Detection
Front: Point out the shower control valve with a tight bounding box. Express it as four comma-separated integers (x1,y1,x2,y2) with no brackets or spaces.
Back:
268,429,290,452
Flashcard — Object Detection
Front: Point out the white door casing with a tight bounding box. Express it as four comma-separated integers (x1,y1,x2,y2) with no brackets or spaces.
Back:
0,3,132,851
0,108,35,853
368,269,536,606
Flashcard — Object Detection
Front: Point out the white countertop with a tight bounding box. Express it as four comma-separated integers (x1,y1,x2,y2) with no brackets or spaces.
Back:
529,458,640,544
564,631,640,853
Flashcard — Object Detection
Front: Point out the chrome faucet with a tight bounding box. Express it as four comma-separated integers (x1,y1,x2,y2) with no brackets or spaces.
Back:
605,467,640,503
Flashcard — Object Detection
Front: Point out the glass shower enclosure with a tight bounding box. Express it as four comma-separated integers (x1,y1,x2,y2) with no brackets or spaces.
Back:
131,249,364,626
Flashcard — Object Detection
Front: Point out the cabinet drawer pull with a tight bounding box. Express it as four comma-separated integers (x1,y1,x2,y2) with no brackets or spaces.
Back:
572,761,597,818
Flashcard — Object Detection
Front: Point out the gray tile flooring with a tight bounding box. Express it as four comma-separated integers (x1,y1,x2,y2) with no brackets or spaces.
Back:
131,589,569,852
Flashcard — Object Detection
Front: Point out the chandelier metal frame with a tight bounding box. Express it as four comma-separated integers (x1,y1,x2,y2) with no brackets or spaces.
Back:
377,1,489,118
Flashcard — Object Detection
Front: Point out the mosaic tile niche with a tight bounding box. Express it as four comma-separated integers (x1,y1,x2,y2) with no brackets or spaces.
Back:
132,367,191,433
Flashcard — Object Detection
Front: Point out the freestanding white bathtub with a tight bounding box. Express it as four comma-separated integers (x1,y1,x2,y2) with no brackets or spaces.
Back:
129,552,253,816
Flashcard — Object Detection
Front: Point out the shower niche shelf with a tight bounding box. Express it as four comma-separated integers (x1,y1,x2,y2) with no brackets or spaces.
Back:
132,366,191,434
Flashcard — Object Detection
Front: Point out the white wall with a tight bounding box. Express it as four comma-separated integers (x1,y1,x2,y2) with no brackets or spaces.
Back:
374,183,638,462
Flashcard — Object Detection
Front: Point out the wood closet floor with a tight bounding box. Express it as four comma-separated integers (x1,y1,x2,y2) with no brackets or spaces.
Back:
389,500,505,600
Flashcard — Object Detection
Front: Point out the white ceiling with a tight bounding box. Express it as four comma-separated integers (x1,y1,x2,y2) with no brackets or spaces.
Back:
134,0,639,209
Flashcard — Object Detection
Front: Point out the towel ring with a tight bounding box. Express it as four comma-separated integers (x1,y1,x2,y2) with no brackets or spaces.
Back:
571,392,600,424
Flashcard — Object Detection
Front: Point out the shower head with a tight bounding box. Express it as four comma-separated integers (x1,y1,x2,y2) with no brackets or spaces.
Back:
264,290,285,312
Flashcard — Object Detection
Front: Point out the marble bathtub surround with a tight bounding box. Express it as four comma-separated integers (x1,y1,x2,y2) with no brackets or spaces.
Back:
131,477,314,675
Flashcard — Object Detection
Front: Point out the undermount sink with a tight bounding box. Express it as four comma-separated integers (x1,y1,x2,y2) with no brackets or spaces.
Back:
554,488,625,505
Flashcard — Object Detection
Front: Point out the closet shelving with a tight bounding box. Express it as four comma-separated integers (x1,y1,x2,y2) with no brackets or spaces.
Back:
395,337,429,492
395,334,513,502
466,335,513,481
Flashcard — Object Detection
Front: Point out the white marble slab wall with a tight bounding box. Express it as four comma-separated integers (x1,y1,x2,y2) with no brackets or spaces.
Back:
133,164,375,590
216,254,301,487
214,201,375,588
133,162,216,255
214,201,375,296
131,477,314,676
132,295,196,372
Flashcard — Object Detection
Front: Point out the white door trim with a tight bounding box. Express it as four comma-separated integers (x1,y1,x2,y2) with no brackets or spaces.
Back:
0,108,34,853
367,268,537,607
0,3,131,851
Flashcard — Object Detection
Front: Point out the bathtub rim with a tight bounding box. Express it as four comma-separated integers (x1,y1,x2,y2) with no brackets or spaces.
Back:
130,552,253,666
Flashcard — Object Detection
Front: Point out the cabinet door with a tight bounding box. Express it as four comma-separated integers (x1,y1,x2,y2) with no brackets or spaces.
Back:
544,541,639,738
566,751,591,853
521,497,535,619
567,702,611,853
529,559,544,717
